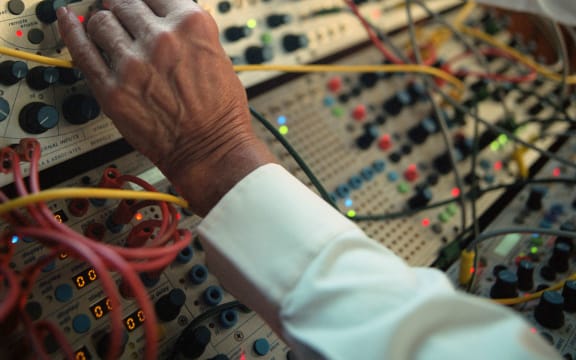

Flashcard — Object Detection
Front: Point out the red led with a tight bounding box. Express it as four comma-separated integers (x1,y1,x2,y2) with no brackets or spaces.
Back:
530,327,537,334
451,187,461,198
493,161,503,171
553,167,561,177
134,213,143,221
15,30,23,38
404,164,419,182
421,218,430,227
176,213,182,220
77,15,85,23
469,267,475,274
352,104,367,122
240,353,246,360
378,134,392,151
327,76,343,93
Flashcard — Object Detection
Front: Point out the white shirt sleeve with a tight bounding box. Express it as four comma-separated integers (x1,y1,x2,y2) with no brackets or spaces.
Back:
476,0,576,25
198,164,561,360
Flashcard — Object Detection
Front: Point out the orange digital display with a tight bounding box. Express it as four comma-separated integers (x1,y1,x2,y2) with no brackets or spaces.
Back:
72,267,98,289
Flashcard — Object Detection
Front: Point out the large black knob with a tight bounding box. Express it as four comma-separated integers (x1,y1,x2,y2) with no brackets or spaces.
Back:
526,186,546,211
62,94,101,124
489,270,518,299
245,46,273,64
178,326,211,359
383,91,411,116
355,124,377,150
0,97,10,122
95,331,129,358
267,14,291,28
556,222,575,252
58,67,84,85
36,1,57,24
154,288,186,322
282,34,309,53
534,291,565,329
19,102,59,134
562,280,576,312
0,61,28,86
407,117,437,144
549,242,570,273
407,187,433,210
26,66,59,90
516,260,534,291
224,26,251,42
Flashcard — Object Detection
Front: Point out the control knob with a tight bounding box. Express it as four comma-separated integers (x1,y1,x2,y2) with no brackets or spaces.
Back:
155,288,186,322
36,1,57,24
525,186,546,211
548,242,570,273
0,61,28,86
383,91,411,116
562,280,576,312
267,13,291,28
283,34,309,53
178,325,211,359
224,26,251,42
26,66,59,90
534,291,565,329
407,187,432,210
58,67,84,85
489,270,518,299
516,260,534,291
0,97,10,122
62,94,101,124
245,46,273,64
19,102,59,134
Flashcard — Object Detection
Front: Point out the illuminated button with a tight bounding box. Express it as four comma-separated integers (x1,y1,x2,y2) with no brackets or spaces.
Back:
0,61,28,85
55,284,73,302
535,291,565,329
27,29,45,45
352,104,367,121
219,309,238,329
72,314,91,334
25,301,42,321
403,164,418,182
203,286,223,306
8,0,25,15
176,245,194,264
253,338,270,356
36,1,57,24
0,97,10,122
327,76,342,93
188,264,208,285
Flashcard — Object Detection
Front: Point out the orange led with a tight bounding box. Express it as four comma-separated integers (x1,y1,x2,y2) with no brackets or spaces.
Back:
134,213,143,221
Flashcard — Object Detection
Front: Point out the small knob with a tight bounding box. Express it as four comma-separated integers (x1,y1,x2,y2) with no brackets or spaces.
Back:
58,67,84,85
359,73,379,88
253,338,270,356
562,280,576,312
282,34,309,53
154,289,186,322
407,82,426,102
224,26,251,42
267,14,291,28
245,46,273,64
36,1,57,24
0,61,28,86
355,125,377,150
549,242,571,273
178,326,211,359
407,117,437,144
516,260,534,291
489,270,518,299
383,91,411,116
0,97,10,122
556,222,575,252
407,187,432,210
26,66,60,90
62,94,101,124
534,291,565,329
526,186,547,211
19,102,59,134
8,0,25,15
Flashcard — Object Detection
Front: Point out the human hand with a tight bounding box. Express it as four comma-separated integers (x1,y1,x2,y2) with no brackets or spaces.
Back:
57,0,275,215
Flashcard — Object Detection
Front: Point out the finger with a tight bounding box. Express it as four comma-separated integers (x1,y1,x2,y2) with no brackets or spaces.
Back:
86,11,134,69
108,0,158,39
57,7,113,93
143,0,198,17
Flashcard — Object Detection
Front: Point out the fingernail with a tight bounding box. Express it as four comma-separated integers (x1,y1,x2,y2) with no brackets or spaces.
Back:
56,6,69,18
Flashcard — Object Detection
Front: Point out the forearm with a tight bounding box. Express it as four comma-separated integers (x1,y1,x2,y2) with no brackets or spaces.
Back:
476,0,576,25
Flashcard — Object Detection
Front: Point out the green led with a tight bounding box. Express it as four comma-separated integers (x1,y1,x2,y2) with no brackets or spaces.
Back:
446,204,458,216
347,210,356,218
530,246,538,254
247,19,257,29
490,141,500,152
397,182,409,194
332,107,345,117
438,212,450,223
498,134,508,145
279,125,289,135
261,33,273,45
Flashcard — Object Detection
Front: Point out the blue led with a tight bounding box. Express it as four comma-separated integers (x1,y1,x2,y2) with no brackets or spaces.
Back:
277,115,287,125
323,96,335,107
11,235,19,244
387,171,399,182
344,198,353,207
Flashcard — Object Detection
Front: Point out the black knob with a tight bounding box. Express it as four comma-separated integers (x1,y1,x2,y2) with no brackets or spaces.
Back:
489,270,518,299
282,34,309,53
556,222,575,252
224,26,251,42
19,102,59,134
359,73,379,88
154,288,186,322
562,280,576,312
528,102,544,116
217,1,231,13
407,187,432,210
36,1,57,24
407,117,437,145
383,91,411,116
57,67,84,85
516,260,534,291
245,46,273,64
0,61,28,86
549,242,571,273
0,97,10,122
62,94,101,124
526,186,546,211
355,125,377,150
95,331,129,358
407,82,426,102
534,291,565,329
178,326,211,359
433,149,464,175
26,66,59,90
267,14,291,28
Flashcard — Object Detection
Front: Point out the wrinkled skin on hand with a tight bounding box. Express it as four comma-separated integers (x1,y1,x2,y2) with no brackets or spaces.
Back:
58,0,275,215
